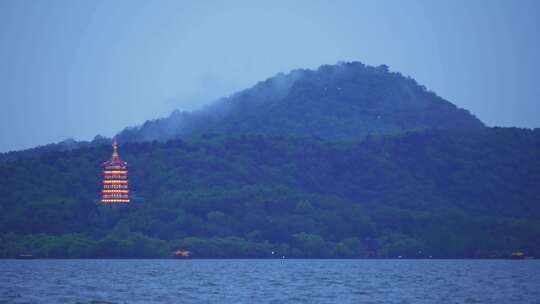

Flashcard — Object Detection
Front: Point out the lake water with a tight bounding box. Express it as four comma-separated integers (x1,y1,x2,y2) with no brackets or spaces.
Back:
1,259,539,303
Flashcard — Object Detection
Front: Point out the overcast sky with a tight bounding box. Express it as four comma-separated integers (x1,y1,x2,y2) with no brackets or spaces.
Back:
1,0,539,152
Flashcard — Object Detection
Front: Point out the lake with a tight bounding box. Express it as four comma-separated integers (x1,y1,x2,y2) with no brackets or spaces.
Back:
1,259,539,303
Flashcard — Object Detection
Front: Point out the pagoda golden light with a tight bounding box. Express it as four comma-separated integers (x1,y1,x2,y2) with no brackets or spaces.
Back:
100,139,130,204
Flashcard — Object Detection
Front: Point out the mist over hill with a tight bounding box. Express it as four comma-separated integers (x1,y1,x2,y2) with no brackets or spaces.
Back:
1,61,484,163
117,62,484,143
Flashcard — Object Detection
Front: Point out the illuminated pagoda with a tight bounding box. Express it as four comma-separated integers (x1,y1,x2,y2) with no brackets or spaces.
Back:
100,139,130,204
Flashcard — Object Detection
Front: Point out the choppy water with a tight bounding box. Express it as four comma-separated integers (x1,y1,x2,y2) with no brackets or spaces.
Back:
1,259,539,303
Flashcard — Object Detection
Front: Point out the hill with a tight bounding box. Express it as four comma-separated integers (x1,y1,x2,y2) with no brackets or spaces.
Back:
0,62,484,164
0,136,112,163
117,62,484,143
1,128,539,258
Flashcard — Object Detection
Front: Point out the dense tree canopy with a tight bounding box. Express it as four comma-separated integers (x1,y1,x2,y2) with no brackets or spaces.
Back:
1,128,539,258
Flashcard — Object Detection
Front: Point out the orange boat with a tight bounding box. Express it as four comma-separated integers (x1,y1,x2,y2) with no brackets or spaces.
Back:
174,250,192,259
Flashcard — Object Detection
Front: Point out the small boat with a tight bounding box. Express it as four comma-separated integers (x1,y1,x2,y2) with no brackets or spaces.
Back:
16,254,35,259
510,252,525,259
174,250,192,259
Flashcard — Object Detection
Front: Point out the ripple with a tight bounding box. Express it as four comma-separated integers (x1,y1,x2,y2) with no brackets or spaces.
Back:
1,260,540,303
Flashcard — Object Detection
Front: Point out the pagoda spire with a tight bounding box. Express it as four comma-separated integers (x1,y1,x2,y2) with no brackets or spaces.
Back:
112,138,119,159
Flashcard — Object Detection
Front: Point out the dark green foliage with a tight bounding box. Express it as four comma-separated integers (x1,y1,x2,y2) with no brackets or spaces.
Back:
117,62,484,143
1,127,539,258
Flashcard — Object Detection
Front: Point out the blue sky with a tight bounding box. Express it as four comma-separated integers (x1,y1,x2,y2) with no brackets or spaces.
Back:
1,0,539,152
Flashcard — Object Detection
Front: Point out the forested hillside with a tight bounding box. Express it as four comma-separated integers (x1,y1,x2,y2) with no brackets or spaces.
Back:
1,128,539,258
117,62,484,143
1,62,484,165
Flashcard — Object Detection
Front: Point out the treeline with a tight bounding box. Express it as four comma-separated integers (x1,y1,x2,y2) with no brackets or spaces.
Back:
1,203,538,258
0,232,369,259
1,128,539,258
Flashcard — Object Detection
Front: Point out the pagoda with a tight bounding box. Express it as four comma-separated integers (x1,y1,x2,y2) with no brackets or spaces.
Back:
100,139,130,204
